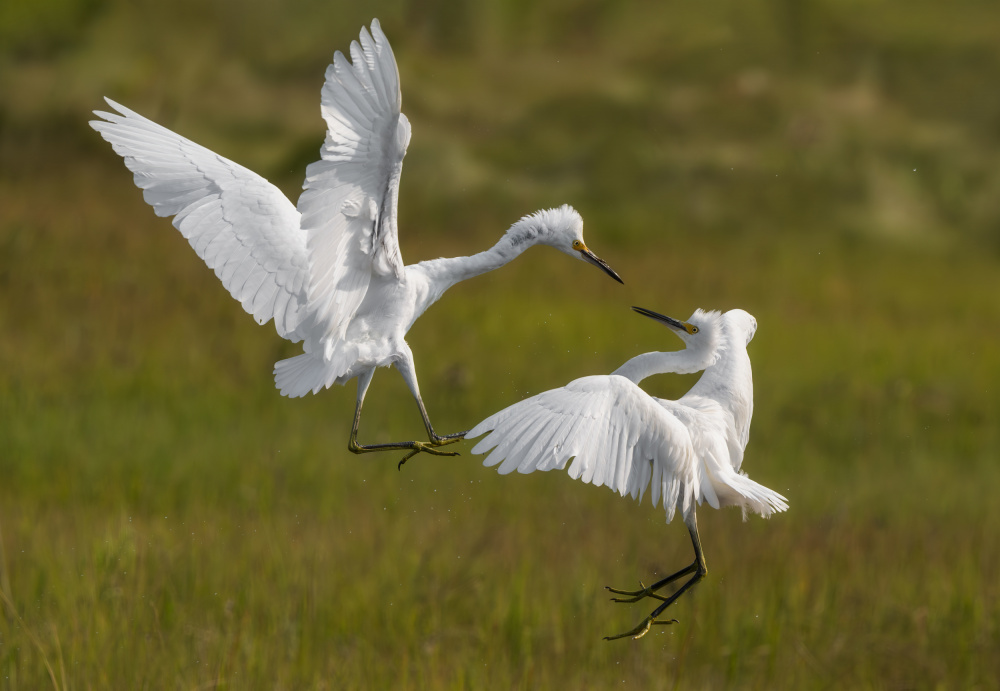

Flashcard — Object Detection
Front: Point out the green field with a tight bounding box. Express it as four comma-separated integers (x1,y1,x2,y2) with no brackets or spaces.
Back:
2,0,999,687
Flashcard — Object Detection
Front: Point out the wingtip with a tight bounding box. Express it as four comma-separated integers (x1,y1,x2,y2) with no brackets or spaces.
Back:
92,97,130,121
368,18,391,55
89,106,117,128
359,20,382,56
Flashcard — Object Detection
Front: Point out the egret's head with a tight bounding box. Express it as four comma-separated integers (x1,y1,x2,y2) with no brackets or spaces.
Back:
511,205,623,284
633,306,726,354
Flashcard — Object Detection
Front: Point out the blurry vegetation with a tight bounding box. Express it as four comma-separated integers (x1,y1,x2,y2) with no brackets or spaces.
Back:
1,0,999,688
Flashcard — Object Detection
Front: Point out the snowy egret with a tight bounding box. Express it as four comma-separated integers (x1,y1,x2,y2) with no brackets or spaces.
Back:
89,19,622,465
468,306,787,640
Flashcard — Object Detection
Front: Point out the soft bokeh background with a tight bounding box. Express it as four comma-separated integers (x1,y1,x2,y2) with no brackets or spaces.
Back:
2,0,998,688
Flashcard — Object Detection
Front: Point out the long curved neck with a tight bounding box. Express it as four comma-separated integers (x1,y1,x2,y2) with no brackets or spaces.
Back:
417,222,545,294
612,348,715,384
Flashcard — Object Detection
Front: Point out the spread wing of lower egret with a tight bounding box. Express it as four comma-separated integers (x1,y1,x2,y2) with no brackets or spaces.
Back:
471,375,697,514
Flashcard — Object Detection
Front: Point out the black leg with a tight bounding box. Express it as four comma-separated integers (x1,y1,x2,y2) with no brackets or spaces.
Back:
604,512,707,641
346,369,462,468
395,351,468,460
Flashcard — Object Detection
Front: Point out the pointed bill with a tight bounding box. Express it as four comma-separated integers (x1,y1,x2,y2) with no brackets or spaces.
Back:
579,247,624,284
631,306,695,334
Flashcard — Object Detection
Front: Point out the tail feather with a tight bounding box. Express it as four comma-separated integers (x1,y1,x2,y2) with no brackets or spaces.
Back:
274,353,333,397
712,470,788,519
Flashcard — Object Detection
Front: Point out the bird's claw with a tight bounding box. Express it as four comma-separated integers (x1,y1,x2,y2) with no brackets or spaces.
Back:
604,579,675,640
397,441,461,470
604,615,678,641
606,581,668,603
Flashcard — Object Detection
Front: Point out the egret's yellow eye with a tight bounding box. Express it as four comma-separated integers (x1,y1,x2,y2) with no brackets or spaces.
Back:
572,240,584,250
688,325,700,334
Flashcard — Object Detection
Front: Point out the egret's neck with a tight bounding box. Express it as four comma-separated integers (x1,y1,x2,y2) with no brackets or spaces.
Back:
612,348,717,384
686,344,754,439
417,223,546,294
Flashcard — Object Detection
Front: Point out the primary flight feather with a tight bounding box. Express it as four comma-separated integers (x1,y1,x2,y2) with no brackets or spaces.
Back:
90,19,623,463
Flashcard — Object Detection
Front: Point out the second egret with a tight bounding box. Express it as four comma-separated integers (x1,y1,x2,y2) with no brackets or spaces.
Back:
468,306,787,639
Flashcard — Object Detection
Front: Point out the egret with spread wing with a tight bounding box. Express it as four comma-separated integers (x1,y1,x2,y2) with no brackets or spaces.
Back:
90,20,622,464
468,307,787,639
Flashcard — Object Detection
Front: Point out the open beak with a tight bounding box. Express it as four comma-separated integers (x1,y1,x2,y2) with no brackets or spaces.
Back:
632,306,696,334
579,247,624,284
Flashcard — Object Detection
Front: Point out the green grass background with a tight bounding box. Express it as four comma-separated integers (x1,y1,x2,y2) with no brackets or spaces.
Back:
2,0,999,687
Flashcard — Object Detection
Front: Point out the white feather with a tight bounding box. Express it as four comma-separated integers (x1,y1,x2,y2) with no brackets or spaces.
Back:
469,309,787,523
89,100,308,341
91,20,623,450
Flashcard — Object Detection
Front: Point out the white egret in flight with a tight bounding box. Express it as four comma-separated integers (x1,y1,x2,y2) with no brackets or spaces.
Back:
468,306,787,639
89,19,623,465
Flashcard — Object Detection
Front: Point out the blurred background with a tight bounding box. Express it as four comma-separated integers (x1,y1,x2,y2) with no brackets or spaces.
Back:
1,0,998,687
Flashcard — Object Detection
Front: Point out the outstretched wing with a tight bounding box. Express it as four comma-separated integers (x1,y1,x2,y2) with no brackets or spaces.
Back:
298,19,409,344
468,375,699,521
89,99,309,340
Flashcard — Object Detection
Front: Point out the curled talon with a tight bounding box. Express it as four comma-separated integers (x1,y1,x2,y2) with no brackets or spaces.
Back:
398,451,418,469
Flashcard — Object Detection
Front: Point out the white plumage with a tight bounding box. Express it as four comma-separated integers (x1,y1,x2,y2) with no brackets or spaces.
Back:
91,98,309,340
90,20,622,462
468,306,787,639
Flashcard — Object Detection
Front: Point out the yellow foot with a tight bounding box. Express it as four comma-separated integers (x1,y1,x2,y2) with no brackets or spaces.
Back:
606,581,668,604
604,615,678,641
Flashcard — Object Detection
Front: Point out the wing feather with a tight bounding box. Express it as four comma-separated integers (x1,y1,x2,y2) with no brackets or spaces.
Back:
229,253,260,295
90,99,308,339
360,29,393,111
218,244,254,285
297,20,408,345
469,375,697,520
539,405,582,471
500,415,550,471
249,276,279,315
348,40,380,105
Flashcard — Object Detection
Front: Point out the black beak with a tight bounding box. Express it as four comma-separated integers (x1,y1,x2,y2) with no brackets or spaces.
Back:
579,248,624,284
631,306,687,331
